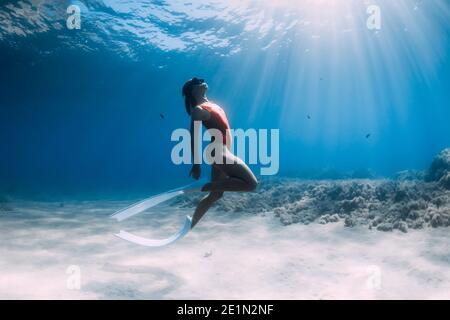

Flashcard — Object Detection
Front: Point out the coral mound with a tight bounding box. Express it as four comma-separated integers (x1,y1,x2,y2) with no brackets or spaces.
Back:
425,148,450,182
170,178,450,232
171,148,450,232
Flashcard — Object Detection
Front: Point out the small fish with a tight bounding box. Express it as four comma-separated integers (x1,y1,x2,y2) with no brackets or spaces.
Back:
160,113,165,119
307,115,311,120
203,251,212,258
365,133,371,139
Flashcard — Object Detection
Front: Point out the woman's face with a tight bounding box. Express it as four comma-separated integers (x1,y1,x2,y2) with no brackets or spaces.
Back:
191,80,208,98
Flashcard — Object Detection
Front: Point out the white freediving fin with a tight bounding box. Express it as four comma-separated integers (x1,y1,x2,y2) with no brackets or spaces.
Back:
110,189,184,222
110,179,207,222
114,215,192,247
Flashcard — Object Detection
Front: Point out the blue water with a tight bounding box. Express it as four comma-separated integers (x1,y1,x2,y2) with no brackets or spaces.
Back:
0,0,449,198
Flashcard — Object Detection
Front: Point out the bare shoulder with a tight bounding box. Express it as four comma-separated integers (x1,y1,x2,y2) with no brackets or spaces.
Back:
191,105,211,121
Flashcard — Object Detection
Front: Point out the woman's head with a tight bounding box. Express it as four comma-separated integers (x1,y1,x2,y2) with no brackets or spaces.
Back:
182,77,208,115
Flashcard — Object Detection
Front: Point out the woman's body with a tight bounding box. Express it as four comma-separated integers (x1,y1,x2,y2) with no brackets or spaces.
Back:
182,78,258,228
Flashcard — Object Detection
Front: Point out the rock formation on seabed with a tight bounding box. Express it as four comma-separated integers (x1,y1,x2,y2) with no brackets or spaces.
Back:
170,148,450,233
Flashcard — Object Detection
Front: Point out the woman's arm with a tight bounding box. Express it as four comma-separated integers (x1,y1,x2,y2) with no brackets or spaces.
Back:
189,106,210,179
190,119,200,166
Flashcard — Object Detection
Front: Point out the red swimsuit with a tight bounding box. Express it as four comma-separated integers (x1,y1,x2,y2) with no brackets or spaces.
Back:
200,102,230,145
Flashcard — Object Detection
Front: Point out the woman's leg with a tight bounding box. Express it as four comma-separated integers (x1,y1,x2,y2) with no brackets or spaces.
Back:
201,148,258,193
191,166,226,229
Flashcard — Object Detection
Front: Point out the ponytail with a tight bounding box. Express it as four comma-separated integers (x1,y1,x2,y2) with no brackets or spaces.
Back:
182,79,196,115
184,95,193,115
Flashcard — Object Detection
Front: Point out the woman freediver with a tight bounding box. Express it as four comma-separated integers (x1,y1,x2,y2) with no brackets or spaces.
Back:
182,77,258,229
109,77,257,246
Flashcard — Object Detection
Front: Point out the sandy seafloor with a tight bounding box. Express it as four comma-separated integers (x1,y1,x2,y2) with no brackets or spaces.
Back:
0,199,449,300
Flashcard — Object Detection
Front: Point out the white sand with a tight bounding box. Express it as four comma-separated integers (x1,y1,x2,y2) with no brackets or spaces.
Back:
0,201,449,299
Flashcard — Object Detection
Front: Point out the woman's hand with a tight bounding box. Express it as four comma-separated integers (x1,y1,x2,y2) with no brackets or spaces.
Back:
189,164,201,180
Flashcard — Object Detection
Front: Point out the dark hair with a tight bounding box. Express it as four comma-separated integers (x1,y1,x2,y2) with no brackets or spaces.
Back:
182,77,204,115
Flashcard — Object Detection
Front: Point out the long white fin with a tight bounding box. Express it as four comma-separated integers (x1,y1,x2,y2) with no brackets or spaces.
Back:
110,190,184,222
110,180,207,222
114,216,192,247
